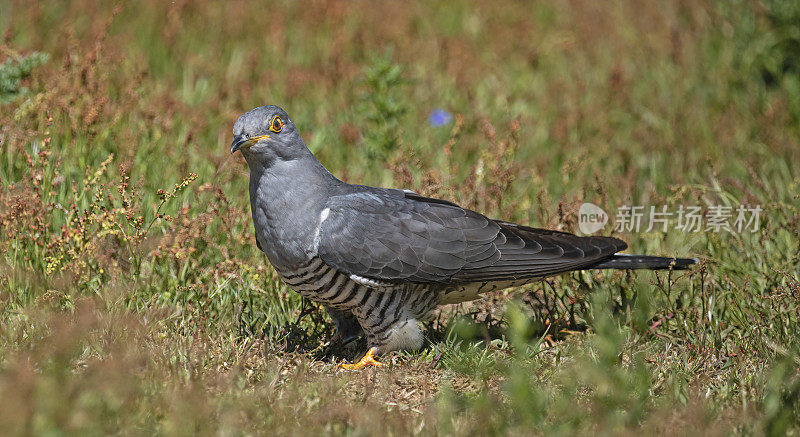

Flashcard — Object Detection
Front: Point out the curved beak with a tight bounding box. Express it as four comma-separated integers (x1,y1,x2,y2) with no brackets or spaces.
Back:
230,135,248,154
230,134,270,154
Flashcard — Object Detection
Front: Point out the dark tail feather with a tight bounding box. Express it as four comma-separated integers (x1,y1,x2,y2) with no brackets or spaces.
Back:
588,254,698,270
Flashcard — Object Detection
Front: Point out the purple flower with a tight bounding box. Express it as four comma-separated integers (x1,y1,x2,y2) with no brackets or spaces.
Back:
428,108,452,127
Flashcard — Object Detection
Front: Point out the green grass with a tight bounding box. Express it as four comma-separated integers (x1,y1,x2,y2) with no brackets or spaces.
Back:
1,0,799,434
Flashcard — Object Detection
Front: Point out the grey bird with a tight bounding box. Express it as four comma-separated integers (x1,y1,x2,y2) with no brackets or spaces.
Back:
231,105,696,369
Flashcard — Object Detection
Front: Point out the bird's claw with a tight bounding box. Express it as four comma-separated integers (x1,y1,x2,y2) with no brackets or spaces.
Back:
340,348,384,370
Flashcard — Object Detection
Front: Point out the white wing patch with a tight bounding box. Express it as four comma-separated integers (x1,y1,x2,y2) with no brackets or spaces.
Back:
349,274,393,288
310,207,330,256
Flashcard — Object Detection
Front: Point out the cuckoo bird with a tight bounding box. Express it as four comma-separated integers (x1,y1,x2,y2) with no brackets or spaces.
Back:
230,105,696,369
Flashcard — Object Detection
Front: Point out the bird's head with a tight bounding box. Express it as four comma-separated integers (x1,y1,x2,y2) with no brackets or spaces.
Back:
230,105,305,161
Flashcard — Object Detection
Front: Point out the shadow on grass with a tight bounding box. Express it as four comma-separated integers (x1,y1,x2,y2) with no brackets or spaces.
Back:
262,296,589,365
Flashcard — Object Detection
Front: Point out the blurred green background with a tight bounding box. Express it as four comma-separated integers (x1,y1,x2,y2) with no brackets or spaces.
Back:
1,0,799,434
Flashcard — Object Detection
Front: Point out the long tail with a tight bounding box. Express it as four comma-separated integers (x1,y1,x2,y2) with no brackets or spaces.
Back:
588,254,698,270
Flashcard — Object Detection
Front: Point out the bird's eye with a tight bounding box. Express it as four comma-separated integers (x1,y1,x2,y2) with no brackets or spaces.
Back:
270,116,283,133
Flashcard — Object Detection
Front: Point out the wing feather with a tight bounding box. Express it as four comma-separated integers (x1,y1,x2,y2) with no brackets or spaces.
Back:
316,189,626,284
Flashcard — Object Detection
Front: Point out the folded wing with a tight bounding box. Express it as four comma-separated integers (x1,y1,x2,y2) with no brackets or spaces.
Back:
317,190,626,284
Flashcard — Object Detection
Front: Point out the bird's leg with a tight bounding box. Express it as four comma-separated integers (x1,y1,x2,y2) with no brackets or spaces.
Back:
339,304,425,370
340,347,384,370
324,306,363,345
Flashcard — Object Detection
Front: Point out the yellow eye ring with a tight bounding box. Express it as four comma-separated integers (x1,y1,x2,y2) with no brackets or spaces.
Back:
270,116,283,133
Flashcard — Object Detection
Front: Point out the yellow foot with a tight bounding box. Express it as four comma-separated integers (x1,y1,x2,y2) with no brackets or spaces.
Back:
340,348,384,370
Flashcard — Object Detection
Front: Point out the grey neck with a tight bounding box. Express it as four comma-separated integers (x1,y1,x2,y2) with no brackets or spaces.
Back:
244,150,341,270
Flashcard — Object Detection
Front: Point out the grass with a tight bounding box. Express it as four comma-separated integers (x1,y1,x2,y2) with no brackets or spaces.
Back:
1,0,799,434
